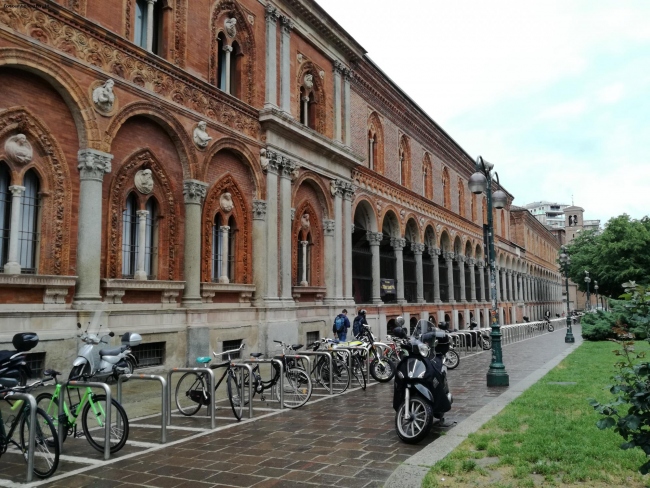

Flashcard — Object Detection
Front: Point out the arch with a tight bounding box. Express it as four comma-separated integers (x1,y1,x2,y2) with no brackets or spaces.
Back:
464,240,473,258
105,102,195,179
0,48,100,150
292,172,333,219
404,218,420,243
0,107,73,275
442,166,451,209
297,61,326,133
292,200,323,287
398,135,411,189
201,137,263,199
439,230,451,252
209,0,257,104
367,111,385,174
352,198,378,233
453,236,462,255
424,225,437,250
379,209,400,237
423,152,433,200
106,148,181,280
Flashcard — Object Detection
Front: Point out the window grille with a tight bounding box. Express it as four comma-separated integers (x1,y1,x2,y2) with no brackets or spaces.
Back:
222,339,242,360
17,170,40,273
131,342,165,368
0,164,11,270
25,352,46,379
122,193,138,277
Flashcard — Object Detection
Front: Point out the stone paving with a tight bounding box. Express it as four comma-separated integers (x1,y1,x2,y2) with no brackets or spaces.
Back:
0,322,581,487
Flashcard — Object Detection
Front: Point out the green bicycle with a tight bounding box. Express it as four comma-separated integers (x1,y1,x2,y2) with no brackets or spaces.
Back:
35,369,129,453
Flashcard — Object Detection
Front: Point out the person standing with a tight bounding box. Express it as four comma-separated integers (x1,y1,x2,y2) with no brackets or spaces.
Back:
353,309,368,338
333,309,350,341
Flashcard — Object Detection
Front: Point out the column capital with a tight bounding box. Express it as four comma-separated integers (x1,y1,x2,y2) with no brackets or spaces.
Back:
300,240,309,246
280,16,294,33
219,225,230,232
77,149,112,181
8,185,25,197
290,208,296,221
411,242,425,254
265,4,280,23
330,179,346,198
366,231,383,246
323,219,335,236
333,60,346,75
136,209,149,218
477,260,485,268
280,156,299,179
183,179,208,205
390,237,406,251
428,246,441,257
455,254,466,264
467,258,476,267
443,251,455,261
342,182,356,201
146,0,156,5
252,199,267,220
222,45,233,53
260,148,282,174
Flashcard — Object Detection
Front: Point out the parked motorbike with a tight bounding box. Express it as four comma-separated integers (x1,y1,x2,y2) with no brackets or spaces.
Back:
70,322,141,382
0,332,39,385
469,321,492,350
393,317,453,444
357,325,396,382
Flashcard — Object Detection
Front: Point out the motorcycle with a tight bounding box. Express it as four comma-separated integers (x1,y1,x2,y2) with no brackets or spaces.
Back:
357,325,397,382
435,321,461,369
0,332,39,385
70,322,141,382
393,317,453,444
469,321,492,350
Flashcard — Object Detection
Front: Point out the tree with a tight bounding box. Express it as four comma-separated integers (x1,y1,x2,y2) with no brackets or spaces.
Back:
566,215,650,298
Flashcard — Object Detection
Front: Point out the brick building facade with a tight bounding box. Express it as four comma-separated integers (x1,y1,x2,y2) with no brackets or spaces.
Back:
0,0,563,372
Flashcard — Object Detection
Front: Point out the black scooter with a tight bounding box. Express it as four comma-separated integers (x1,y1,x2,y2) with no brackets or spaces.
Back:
0,332,39,385
392,317,453,444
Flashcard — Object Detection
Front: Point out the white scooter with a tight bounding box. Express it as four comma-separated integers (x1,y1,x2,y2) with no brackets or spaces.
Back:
70,322,142,382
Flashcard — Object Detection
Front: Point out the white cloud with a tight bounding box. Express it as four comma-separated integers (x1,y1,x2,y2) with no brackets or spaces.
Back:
596,83,625,105
538,99,588,120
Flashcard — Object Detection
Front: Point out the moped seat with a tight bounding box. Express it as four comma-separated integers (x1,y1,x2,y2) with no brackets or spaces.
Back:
99,345,128,357
43,369,61,378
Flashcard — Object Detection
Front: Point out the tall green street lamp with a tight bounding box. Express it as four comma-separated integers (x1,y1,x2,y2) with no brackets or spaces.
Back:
559,246,574,343
469,156,509,387
584,271,591,311
594,280,599,310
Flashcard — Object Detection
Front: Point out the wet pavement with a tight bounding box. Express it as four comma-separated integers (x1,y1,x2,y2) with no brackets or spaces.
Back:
0,320,580,487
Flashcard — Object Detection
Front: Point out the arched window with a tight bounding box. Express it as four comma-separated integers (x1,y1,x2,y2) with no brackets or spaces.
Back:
0,164,11,268
299,72,318,130
442,167,451,209
217,33,227,91
134,0,162,54
212,214,237,283
231,41,242,99
18,170,40,274
134,0,148,49
296,233,312,285
122,193,138,277
398,136,411,188
368,131,377,170
367,112,384,174
121,193,158,279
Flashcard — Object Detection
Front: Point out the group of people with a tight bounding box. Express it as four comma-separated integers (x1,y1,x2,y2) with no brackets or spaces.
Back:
332,309,368,342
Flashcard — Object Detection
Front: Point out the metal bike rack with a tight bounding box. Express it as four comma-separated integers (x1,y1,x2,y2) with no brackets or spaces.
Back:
1,392,37,482
67,380,112,461
299,351,333,395
231,363,254,419
334,345,369,383
167,367,216,429
117,374,168,443
243,358,284,409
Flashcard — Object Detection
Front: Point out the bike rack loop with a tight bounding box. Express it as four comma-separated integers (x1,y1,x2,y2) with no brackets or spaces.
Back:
117,374,168,444
67,380,112,461
230,363,254,419
243,358,284,409
298,351,333,395
334,345,369,383
1,392,36,482
166,367,216,429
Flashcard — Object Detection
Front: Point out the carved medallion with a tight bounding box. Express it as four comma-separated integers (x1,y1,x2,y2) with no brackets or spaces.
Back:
225,18,237,38
220,192,234,213
90,79,117,116
4,134,33,165
134,169,154,194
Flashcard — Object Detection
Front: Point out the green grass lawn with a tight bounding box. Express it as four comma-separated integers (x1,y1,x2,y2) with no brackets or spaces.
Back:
422,341,650,488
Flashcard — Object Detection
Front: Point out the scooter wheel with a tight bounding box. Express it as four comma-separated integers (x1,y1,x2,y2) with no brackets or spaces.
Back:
395,395,434,444
548,324,554,332
444,349,460,370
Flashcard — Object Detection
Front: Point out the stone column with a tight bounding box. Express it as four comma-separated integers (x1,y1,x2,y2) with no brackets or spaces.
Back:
223,45,233,94
73,149,112,306
146,0,157,52
368,138,374,170
343,183,355,300
367,231,383,304
265,5,279,107
301,96,309,124
508,271,515,302
182,180,208,306
344,68,352,147
252,200,267,302
501,268,508,303
323,219,335,301
333,61,343,143
134,210,149,281
429,247,441,303
280,157,297,300
391,237,406,304
264,151,280,300
517,273,523,302
3,185,25,274
300,241,309,286
412,242,425,303
331,180,344,300
280,16,293,113
457,255,467,303
468,258,477,302
444,252,455,304
218,225,230,283
478,261,486,302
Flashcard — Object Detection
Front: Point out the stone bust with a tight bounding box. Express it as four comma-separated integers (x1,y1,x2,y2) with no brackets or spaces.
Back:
134,169,154,195
4,134,33,165
193,121,212,149
304,73,313,89
220,192,234,213
92,79,115,113
301,213,311,231
225,18,237,38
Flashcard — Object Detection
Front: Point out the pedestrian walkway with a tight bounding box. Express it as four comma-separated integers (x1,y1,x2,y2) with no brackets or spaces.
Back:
3,325,582,488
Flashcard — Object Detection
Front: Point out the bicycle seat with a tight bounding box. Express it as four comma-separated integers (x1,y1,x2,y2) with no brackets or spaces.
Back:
292,344,304,351
250,352,263,358
99,345,128,357
43,369,61,378
196,357,211,364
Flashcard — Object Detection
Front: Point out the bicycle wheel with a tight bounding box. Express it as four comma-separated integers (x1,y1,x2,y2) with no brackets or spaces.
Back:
351,356,367,390
19,407,60,478
35,392,68,447
277,368,312,408
227,370,243,421
81,395,129,454
175,372,205,416
318,357,350,394
444,349,460,370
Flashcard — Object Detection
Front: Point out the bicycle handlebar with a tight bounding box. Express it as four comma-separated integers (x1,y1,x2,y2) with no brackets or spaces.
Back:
213,343,246,358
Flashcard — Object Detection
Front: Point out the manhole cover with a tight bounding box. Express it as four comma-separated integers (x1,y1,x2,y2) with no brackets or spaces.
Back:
548,382,577,385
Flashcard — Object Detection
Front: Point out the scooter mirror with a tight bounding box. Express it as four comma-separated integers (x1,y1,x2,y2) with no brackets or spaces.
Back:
395,316,405,327
77,322,81,329
109,332,115,337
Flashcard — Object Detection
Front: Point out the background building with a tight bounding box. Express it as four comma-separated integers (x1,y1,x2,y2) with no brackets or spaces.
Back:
524,201,569,228
0,0,563,374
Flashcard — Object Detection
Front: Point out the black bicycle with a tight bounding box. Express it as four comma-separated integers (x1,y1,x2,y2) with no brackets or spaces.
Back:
0,378,59,479
175,344,246,421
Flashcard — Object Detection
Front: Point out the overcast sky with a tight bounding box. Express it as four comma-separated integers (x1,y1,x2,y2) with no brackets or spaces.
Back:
317,0,650,226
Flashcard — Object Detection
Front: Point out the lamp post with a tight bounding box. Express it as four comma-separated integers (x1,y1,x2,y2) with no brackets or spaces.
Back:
559,246,574,343
469,156,509,387
594,280,599,311
584,271,591,311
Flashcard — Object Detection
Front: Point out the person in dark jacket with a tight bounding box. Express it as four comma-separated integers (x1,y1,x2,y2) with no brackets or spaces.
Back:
332,309,350,341
353,309,368,338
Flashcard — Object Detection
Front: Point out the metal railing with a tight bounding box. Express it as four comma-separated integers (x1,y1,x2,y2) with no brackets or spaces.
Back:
66,381,113,461
167,367,216,429
117,374,168,443
0,392,37,482
299,350,334,394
